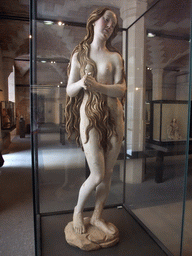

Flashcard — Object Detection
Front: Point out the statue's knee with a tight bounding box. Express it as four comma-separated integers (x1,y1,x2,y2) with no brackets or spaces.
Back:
94,173,104,186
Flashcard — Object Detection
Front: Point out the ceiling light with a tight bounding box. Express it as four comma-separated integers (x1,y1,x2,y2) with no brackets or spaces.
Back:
44,21,54,25
147,32,156,38
58,21,65,26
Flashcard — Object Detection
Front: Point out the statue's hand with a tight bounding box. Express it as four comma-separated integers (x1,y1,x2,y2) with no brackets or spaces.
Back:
80,74,88,90
84,75,98,91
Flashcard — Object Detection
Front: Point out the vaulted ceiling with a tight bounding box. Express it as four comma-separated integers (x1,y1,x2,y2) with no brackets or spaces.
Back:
0,0,191,86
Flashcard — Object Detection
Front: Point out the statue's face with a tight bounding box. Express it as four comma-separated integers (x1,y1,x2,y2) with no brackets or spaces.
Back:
93,10,117,40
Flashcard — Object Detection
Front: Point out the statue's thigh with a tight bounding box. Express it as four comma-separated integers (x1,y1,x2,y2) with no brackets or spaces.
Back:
80,118,105,174
105,136,123,172
105,118,124,172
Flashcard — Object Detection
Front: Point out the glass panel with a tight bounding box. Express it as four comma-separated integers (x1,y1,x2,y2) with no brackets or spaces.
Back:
33,19,124,214
125,0,191,255
36,1,123,28
182,13,192,256
183,176,192,256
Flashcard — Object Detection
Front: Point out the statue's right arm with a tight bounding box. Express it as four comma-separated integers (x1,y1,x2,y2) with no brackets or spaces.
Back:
66,52,86,97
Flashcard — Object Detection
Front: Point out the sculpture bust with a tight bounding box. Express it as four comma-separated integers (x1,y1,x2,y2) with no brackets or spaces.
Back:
64,7,126,250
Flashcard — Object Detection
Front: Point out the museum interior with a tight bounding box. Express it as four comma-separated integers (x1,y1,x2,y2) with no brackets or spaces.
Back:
0,0,192,255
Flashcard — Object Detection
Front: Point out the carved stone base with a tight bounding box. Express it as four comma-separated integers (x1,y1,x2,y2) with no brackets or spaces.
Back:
64,217,119,251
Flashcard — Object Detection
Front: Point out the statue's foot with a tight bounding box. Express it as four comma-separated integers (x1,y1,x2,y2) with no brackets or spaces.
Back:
73,207,86,234
90,217,117,237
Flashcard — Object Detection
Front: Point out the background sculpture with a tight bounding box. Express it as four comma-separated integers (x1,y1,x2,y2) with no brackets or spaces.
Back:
167,118,182,140
64,7,126,250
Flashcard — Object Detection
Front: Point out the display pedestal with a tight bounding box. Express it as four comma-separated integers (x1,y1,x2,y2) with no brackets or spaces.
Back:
64,217,119,251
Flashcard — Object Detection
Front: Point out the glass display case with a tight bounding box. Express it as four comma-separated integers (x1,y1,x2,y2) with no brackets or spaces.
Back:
1,101,16,130
30,0,192,255
148,100,188,143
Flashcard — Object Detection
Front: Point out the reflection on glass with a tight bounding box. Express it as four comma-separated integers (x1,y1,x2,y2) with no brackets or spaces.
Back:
125,0,191,255
33,22,124,214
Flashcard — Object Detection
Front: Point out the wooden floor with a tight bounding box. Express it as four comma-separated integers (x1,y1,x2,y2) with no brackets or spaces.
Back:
133,200,192,256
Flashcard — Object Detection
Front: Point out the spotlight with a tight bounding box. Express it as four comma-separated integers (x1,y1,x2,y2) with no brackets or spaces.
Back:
44,21,54,25
147,32,156,38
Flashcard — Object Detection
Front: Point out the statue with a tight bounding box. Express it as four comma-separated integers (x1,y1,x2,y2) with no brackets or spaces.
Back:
167,118,182,140
64,7,126,250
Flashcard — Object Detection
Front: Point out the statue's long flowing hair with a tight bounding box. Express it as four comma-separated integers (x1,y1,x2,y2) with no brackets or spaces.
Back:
65,7,123,151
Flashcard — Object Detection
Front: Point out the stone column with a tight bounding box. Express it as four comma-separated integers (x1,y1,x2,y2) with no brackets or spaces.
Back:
8,66,16,103
55,86,60,124
2,56,15,101
152,68,163,100
120,0,147,184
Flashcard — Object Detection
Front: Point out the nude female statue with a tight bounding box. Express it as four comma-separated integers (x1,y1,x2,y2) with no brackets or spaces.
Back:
65,7,126,236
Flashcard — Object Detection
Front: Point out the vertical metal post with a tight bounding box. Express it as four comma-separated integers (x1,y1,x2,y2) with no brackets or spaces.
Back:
123,28,128,205
180,3,192,255
30,0,41,255
159,102,162,142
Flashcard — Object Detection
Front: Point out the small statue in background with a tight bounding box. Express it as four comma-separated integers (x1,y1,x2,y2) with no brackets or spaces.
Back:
167,118,182,140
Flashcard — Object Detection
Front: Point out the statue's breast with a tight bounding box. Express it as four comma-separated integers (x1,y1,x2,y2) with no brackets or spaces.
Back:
97,62,113,83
